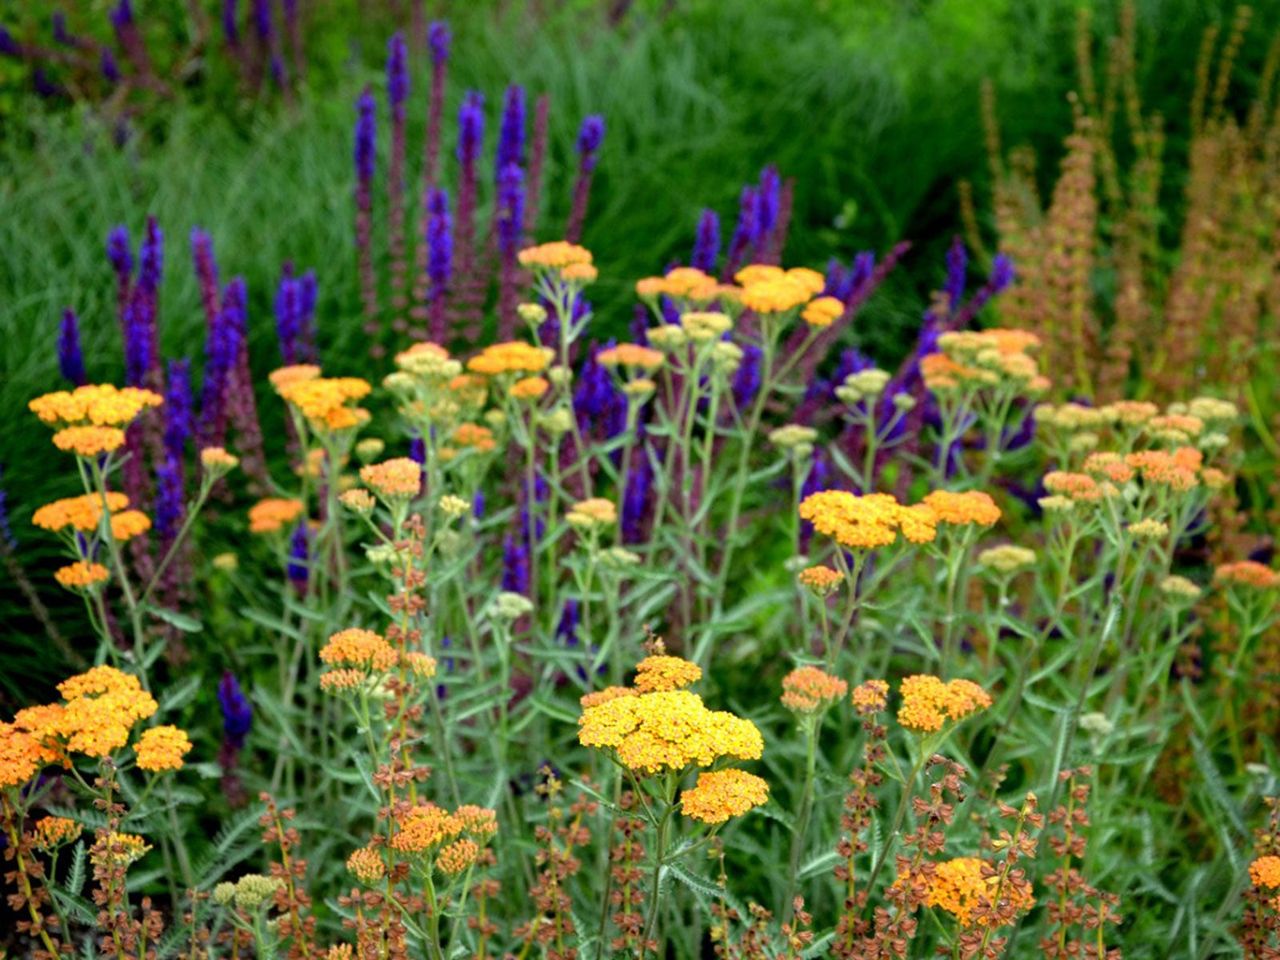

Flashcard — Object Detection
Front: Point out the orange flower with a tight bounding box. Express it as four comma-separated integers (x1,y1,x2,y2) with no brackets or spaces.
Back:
54,561,110,590
1215,561,1280,590
633,655,702,693
1251,855,1280,888
922,490,1002,528
801,296,843,328
898,856,1034,926
781,667,848,713
320,628,399,672
29,384,162,427
897,675,992,733
360,458,421,500
467,342,553,376
680,769,769,824
597,344,665,371
33,492,131,533
509,376,550,401
134,725,192,772
517,241,593,270
851,679,889,714
52,426,126,457
797,564,843,595
248,498,305,534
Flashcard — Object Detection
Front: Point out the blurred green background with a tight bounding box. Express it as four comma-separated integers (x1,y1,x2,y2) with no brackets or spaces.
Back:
0,0,1275,692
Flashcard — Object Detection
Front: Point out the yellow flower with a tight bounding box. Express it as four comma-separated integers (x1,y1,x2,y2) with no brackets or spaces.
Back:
566,497,617,530
33,492,131,533
200,447,239,472
248,498,305,534
897,675,991,733
799,490,937,550
29,384,162,427
580,686,638,708
320,628,399,672
134,725,192,772
597,344,665,371
33,816,82,850
680,769,769,824
734,265,785,286
467,342,554,376
562,263,598,284
801,295,843,328
390,803,464,853
1251,855,1280,888
52,425,126,457
92,832,151,868
54,561,111,590
921,490,1002,528
339,489,376,515
781,667,848,713
633,655,702,693
740,278,810,314
680,311,733,342
897,856,1034,927
851,679,889,714
509,376,550,401
109,510,152,542
517,241,593,271
360,458,421,500
269,364,322,393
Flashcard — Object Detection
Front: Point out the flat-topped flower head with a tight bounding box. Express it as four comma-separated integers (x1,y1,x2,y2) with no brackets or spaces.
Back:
896,856,1034,927
34,492,131,533
633,655,702,692
55,561,111,590
598,343,664,371
852,679,890,715
801,295,843,328
1215,561,1280,591
1251,855,1280,888
30,384,162,428
467,341,553,376
33,816,82,851
395,342,458,378
92,832,151,868
517,241,593,271
509,376,549,401
200,447,240,474
16,665,160,759
977,545,1037,575
740,276,810,314
360,457,421,501
269,364,322,393
922,490,1002,528
797,564,842,596
781,666,848,714
580,686,637,708
799,490,938,550
390,803,464,853
277,375,372,433
320,628,399,672
52,426,126,457
437,837,481,874
680,768,769,824
681,311,733,342
134,724,192,772
567,497,617,530
1043,471,1103,503
248,497,305,534
897,675,992,733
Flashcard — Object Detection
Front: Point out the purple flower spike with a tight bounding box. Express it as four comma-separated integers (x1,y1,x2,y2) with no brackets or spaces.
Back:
287,523,309,588
496,163,525,256
58,309,86,386
692,209,720,273
755,165,780,243
100,46,120,83
427,187,452,309
109,0,133,30
944,236,967,312
252,0,271,40
428,20,450,63
163,358,193,459
274,268,302,364
990,253,1015,292
0,28,20,58
457,90,485,165
218,672,253,749
501,533,530,594
723,185,758,279
52,13,71,46
138,216,164,294
123,295,153,387
387,31,409,115
576,115,605,172
354,87,377,184
107,225,133,278
222,0,239,45
154,455,183,542
496,85,526,172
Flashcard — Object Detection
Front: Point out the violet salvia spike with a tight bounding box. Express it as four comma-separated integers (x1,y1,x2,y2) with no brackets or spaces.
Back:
944,235,967,315
0,464,14,550
218,672,253,749
58,308,86,386
691,209,720,273
283,0,302,82
565,114,605,244
496,84,526,173
495,163,525,339
765,176,794,264
108,224,133,331
949,254,1014,330
287,523,309,591
123,292,153,388
426,187,453,344
387,32,410,328
199,287,242,446
163,358,193,462
298,270,319,362
354,87,381,355
191,227,221,330
755,165,780,247
413,21,452,335
275,267,302,364
222,0,239,46
722,185,757,281
452,91,485,339
52,12,72,46
100,46,120,84
222,277,267,490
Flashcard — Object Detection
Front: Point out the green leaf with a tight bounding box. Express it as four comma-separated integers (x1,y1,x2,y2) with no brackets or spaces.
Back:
146,605,203,632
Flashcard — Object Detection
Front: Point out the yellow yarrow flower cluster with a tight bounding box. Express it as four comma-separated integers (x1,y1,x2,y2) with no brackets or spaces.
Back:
134,724,193,772
276,373,373,433
897,675,992,733
679,768,769,824
734,264,824,315
566,497,617,530
598,343,664,372
799,490,937,550
29,384,163,428
517,241,593,272
578,686,763,775
921,490,1002,528
1251,855,1280,888
33,492,131,533
923,329,1047,394
633,655,703,693
467,341,554,377
635,266,721,304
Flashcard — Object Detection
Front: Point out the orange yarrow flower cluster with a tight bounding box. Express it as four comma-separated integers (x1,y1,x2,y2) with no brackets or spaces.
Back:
276,374,373,433
517,241,593,272
30,384,162,428
680,769,769,824
134,724,192,772
897,675,992,733
248,497,305,534
897,856,1034,927
1215,561,1280,591
781,666,848,714
922,490,1002,528
359,458,421,500
467,341,553,377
